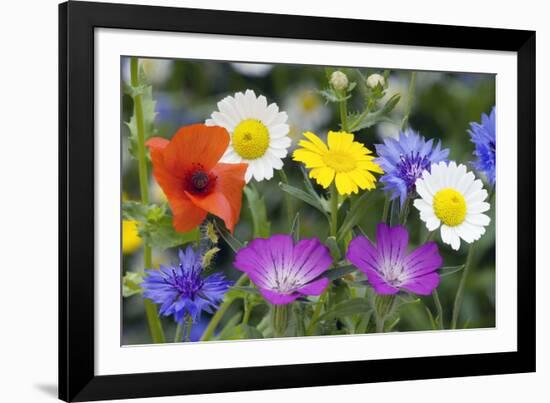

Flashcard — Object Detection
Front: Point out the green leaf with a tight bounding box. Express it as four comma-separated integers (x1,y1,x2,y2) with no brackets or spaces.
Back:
314,298,371,325
323,265,357,281
123,201,199,250
336,190,374,242
347,93,401,133
213,220,244,252
220,324,264,340
290,213,300,242
216,312,243,340
125,85,158,159
122,271,143,297
244,185,271,238
440,264,466,277
279,182,328,218
325,236,341,261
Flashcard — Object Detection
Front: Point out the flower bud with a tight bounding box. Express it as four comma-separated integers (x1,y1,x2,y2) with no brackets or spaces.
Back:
330,70,349,91
367,73,385,89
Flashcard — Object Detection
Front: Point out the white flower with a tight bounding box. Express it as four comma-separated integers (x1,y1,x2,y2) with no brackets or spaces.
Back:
231,63,273,77
367,73,385,88
206,89,291,182
330,71,349,91
414,161,491,250
284,86,330,145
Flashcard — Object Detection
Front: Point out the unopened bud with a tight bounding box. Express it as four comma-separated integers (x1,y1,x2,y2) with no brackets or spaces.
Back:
330,70,349,91
366,73,385,89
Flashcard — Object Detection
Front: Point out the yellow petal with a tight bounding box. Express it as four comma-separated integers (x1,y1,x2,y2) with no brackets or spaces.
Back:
310,167,335,188
357,160,384,174
303,131,329,153
335,172,358,195
123,220,142,254
327,131,353,152
293,149,325,168
297,139,327,155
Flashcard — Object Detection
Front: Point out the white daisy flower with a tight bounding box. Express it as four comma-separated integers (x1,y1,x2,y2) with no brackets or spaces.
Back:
284,86,330,139
205,89,291,182
413,161,491,251
230,63,273,77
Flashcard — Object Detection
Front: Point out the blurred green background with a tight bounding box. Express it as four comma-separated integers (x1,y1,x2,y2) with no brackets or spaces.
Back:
121,57,495,345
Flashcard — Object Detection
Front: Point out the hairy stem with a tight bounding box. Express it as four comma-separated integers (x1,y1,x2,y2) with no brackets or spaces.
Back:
131,57,165,344
451,244,476,329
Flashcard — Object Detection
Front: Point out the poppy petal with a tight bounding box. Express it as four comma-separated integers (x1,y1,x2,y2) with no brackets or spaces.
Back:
170,197,208,233
185,163,247,233
146,137,186,200
163,124,230,175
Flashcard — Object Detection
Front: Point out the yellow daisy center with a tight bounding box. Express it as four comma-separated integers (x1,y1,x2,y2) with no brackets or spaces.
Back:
232,119,270,160
300,93,319,112
322,151,357,173
433,188,467,227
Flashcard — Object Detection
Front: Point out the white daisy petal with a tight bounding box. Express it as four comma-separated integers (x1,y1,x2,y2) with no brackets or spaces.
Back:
269,123,290,138
456,222,476,243
449,228,461,250
270,136,292,149
218,98,241,123
220,150,242,163
268,147,288,159
468,201,491,214
440,225,452,245
466,213,491,226
261,103,279,125
270,111,288,126
427,217,441,231
456,171,476,194
466,189,488,204
210,112,235,131
415,179,433,204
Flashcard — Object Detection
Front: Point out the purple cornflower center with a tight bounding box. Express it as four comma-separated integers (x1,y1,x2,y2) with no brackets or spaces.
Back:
397,152,431,194
170,265,204,300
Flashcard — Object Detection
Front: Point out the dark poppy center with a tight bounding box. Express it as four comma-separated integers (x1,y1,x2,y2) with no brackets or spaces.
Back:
185,164,216,194
191,171,209,190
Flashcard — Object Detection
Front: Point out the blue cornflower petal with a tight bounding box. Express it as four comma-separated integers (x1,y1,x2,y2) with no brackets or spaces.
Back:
468,106,496,186
375,129,449,206
141,246,233,324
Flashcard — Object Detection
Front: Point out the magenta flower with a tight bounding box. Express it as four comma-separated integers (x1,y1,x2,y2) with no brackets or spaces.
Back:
346,223,443,295
234,234,332,305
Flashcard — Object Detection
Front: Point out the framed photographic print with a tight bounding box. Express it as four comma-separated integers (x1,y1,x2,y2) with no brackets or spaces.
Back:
59,1,536,401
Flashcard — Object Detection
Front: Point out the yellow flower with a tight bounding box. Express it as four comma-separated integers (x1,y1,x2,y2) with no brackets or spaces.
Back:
122,220,142,255
293,131,383,195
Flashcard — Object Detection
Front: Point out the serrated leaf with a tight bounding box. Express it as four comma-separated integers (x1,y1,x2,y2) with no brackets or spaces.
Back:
314,298,371,325
125,85,158,159
317,87,351,103
347,93,401,133
139,216,199,250
122,271,143,297
244,185,271,238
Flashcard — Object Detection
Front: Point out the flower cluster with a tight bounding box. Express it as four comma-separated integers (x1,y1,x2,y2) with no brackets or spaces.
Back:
125,58,496,342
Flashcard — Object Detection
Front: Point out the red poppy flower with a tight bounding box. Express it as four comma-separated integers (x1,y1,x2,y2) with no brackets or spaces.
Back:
146,124,247,233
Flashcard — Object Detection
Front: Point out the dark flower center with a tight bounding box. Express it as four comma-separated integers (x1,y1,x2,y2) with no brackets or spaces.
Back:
172,265,204,300
397,152,431,194
185,164,216,194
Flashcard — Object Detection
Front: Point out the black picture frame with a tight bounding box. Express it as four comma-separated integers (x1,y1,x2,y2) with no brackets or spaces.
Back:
59,1,536,401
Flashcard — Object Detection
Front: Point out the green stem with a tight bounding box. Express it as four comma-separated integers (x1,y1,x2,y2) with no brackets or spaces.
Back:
185,316,193,342
200,273,248,341
451,244,476,329
306,291,328,336
271,304,290,338
131,57,165,344
401,71,417,131
381,195,390,224
330,182,338,237
278,169,294,231
242,298,252,325
399,196,411,225
339,98,349,132
432,289,444,330
374,294,396,333
174,321,184,343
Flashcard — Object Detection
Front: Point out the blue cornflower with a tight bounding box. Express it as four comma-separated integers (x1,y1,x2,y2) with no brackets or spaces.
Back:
142,246,233,324
375,129,449,206
468,107,496,186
